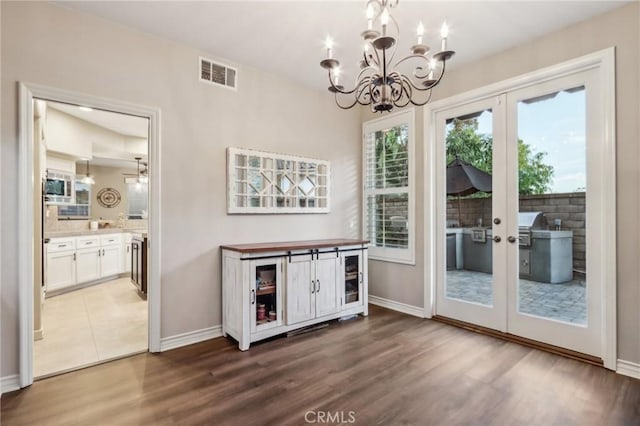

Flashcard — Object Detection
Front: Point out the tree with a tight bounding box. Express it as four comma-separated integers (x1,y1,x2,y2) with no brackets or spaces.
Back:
446,119,554,195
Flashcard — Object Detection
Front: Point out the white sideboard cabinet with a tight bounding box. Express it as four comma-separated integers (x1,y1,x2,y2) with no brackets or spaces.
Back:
222,239,368,350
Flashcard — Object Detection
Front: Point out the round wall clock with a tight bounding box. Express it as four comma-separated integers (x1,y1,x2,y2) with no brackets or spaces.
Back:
96,188,122,208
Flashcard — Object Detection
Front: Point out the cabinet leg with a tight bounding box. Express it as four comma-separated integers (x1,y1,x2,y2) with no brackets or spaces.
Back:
222,329,228,337
239,336,250,351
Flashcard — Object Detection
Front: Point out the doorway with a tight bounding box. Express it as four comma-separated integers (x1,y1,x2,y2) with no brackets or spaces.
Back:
34,99,150,378
18,83,161,387
427,50,616,366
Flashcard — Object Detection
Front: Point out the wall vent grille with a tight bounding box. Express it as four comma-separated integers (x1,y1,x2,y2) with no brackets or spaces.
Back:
199,56,237,90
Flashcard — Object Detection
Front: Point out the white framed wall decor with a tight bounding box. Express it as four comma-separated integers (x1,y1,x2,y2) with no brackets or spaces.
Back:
227,147,330,214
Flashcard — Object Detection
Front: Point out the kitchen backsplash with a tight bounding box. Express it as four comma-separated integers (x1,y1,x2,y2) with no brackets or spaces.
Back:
45,206,148,232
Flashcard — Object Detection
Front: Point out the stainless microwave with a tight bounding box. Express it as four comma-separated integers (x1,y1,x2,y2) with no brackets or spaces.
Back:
45,169,75,204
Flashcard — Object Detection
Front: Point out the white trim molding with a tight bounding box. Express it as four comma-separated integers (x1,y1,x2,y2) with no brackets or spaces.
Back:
423,48,616,369
160,326,223,352
1,375,20,394
617,360,640,380
368,296,424,318
18,82,162,388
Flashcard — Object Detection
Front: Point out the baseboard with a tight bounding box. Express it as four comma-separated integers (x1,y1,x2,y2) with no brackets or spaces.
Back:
159,325,223,352
369,295,424,318
1,375,20,394
617,359,640,379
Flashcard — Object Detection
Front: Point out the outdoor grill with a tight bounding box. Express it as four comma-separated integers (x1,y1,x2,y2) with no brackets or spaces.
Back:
518,212,573,283
518,211,548,247
458,211,574,284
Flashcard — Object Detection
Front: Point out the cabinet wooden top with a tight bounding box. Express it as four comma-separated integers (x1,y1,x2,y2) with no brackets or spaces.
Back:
220,239,369,253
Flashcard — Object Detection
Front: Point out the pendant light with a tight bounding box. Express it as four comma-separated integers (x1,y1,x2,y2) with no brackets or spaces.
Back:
81,159,95,185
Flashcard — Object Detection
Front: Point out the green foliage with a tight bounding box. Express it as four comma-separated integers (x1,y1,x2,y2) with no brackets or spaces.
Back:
375,125,409,189
445,119,554,195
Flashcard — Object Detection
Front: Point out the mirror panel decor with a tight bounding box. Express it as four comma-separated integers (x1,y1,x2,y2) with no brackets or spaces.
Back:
227,147,330,214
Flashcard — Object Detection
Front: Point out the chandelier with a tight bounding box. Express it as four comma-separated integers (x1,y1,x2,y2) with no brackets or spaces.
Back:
320,0,455,112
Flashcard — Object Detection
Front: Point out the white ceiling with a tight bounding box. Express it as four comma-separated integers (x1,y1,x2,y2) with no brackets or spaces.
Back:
46,101,148,169
56,1,629,91
47,102,149,138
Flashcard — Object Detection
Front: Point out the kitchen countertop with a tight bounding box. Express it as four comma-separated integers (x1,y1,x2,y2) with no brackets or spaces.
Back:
45,229,147,238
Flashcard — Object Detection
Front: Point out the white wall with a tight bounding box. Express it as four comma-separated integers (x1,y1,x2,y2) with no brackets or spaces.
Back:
1,2,361,377
362,3,640,363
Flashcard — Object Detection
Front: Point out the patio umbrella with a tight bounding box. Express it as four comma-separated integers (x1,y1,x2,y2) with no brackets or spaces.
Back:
446,157,492,226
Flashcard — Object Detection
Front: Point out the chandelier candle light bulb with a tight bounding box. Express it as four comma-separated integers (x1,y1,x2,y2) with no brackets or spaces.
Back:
417,21,424,45
320,0,455,112
325,36,333,59
440,21,449,51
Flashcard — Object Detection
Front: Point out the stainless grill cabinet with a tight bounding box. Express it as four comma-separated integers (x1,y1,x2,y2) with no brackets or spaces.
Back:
518,212,573,284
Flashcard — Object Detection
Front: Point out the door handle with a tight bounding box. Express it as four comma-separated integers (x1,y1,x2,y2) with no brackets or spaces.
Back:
316,279,320,293
311,280,315,294
507,236,518,243
493,236,502,243
73,253,76,261
251,289,256,304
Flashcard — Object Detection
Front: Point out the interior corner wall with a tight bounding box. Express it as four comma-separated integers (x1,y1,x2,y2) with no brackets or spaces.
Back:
0,2,361,378
362,3,640,364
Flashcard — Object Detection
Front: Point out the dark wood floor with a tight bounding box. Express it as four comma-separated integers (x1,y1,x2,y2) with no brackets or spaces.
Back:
2,305,639,425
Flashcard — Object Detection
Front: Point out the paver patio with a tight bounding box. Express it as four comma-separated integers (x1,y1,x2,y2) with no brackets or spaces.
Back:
445,269,587,324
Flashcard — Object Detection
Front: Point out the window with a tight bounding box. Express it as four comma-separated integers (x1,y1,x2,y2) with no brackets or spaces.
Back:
363,109,415,264
58,179,90,218
127,182,148,219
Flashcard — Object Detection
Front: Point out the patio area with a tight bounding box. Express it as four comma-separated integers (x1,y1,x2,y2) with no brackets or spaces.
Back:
446,270,587,324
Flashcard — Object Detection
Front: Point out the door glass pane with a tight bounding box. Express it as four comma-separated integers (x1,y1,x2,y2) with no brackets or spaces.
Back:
516,87,586,325
444,110,494,306
344,255,360,304
256,264,278,326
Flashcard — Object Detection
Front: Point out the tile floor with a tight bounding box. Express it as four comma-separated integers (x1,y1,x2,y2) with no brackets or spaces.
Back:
446,269,587,324
34,277,148,378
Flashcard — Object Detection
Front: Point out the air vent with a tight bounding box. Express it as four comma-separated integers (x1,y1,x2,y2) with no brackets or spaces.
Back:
199,56,237,90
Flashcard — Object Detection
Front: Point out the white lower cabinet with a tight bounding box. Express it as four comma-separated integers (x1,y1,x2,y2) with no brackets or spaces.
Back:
286,253,339,325
46,232,125,294
100,244,122,277
123,233,132,273
222,240,368,351
46,250,77,291
76,247,101,283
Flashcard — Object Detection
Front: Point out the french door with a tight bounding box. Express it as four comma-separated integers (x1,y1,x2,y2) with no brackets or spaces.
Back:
435,68,606,358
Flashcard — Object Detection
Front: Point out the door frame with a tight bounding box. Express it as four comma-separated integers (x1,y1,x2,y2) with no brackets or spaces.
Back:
423,48,616,369
18,82,162,387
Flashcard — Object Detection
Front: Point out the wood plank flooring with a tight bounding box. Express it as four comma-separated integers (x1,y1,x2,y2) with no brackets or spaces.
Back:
2,305,639,425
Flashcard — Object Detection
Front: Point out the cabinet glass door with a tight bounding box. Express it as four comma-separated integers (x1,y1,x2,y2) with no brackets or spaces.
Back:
343,252,362,307
252,258,282,332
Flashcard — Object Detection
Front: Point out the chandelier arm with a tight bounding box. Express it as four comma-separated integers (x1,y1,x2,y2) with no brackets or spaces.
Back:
328,70,373,96
334,92,362,110
399,75,434,106
423,58,449,90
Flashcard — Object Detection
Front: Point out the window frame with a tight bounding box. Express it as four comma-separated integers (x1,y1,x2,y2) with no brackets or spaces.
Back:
362,108,415,265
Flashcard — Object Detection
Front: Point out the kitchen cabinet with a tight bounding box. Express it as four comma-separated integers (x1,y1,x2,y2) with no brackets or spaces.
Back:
222,239,368,351
46,237,77,292
286,252,339,325
46,250,77,292
123,233,132,273
45,232,126,294
131,233,147,295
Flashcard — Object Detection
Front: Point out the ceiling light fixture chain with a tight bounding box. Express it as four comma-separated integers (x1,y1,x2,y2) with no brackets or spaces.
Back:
320,0,455,112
